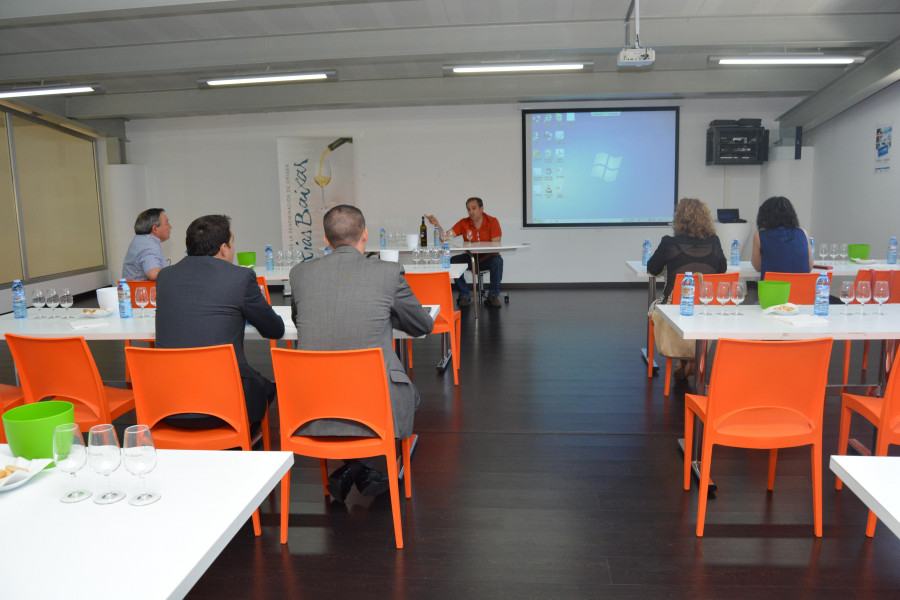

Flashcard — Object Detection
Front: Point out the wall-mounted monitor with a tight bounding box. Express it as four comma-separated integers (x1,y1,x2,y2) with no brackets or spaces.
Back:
522,107,679,227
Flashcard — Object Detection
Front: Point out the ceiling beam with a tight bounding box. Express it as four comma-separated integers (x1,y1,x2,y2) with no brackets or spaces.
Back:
63,68,838,120
779,34,900,131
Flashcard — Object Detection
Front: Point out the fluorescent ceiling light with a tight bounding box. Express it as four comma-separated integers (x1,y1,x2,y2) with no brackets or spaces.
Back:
716,56,862,66
204,73,330,86
450,63,586,74
0,85,95,99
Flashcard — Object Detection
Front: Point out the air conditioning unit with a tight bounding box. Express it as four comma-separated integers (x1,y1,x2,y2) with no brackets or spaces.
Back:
617,47,655,68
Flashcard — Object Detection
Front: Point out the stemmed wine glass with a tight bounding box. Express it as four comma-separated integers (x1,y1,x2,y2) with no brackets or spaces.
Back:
412,247,421,268
698,281,714,316
52,423,92,503
45,288,59,319
315,158,332,213
839,281,855,316
88,424,125,505
731,281,746,315
465,230,474,244
716,281,731,316
873,281,890,316
149,287,157,313
31,289,44,319
829,243,839,265
818,241,828,265
839,243,848,263
123,425,161,506
134,287,149,319
60,289,73,319
856,280,871,316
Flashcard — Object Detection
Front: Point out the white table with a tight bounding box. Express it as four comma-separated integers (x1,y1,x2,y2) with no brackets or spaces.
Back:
0,445,293,600
830,455,900,540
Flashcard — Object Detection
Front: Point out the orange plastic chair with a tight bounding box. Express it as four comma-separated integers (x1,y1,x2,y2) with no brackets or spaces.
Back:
684,337,833,537
125,344,266,535
648,271,740,396
0,383,26,443
835,351,900,536
842,270,898,384
404,272,459,385
6,334,135,430
763,271,830,304
271,347,412,548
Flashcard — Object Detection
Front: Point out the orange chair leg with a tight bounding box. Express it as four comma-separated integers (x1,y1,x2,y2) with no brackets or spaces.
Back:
648,317,655,378
683,407,694,490
811,442,822,538
406,339,413,368
261,410,271,451
319,459,329,495
451,329,460,386
834,404,853,490
664,358,672,396
767,449,777,491
695,438,714,537
280,471,291,544
385,451,404,549
866,509,879,537
842,340,851,385
402,436,413,499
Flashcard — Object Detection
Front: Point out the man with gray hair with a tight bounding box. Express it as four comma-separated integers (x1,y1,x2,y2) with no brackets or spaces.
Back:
122,208,172,281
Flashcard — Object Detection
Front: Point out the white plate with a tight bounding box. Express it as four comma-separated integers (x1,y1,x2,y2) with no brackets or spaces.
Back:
0,455,54,492
80,308,113,319
851,258,877,265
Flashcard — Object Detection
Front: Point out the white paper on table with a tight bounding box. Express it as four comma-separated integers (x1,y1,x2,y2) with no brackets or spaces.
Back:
69,320,110,330
770,314,829,327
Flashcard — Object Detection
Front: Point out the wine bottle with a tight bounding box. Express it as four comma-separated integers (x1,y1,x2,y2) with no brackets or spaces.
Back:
419,217,428,247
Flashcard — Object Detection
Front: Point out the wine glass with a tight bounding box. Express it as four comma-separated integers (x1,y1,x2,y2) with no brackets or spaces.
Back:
134,287,149,318
840,243,848,263
856,280,871,316
275,250,284,269
59,288,74,319
431,247,441,269
315,158,332,212
88,424,125,505
285,248,294,266
698,281,714,316
123,425,160,506
149,286,157,311
731,281,746,315
839,281,855,316
45,288,59,319
830,243,839,265
873,281,890,316
716,281,731,315
31,289,44,319
52,423,92,503
412,247,420,268
466,230,474,244
818,241,828,265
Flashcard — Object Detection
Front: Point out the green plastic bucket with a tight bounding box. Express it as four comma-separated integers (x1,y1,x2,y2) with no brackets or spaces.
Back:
847,244,870,260
236,251,256,268
2,401,75,459
758,280,792,309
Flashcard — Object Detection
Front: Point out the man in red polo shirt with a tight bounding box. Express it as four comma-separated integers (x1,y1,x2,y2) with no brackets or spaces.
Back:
426,197,503,307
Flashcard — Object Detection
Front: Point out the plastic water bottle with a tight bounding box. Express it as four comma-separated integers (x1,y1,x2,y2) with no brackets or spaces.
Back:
809,236,815,258
379,228,386,248
888,236,898,265
680,272,695,316
641,239,651,267
814,273,830,317
434,226,440,248
117,279,133,319
11,280,27,319
265,245,274,271
730,239,740,267
441,242,451,269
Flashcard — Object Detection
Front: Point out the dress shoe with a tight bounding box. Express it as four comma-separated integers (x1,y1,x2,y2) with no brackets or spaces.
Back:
488,295,502,307
327,465,356,503
355,468,390,497
457,296,471,307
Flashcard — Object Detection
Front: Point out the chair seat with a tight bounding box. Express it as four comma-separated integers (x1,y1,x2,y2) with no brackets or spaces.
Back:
842,392,883,423
287,434,392,460
150,424,246,450
107,387,136,420
715,407,815,445
0,383,25,407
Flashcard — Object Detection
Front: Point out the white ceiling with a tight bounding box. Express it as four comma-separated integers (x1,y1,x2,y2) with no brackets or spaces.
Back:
1,0,899,130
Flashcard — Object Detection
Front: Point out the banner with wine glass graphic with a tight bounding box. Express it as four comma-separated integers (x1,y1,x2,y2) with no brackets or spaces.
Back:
276,137,355,263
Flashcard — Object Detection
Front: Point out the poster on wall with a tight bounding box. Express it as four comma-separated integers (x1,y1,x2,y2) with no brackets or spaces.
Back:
875,125,891,174
276,137,355,262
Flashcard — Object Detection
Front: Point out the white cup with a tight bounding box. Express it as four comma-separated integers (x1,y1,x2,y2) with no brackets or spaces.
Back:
379,249,400,262
96,287,118,311
405,234,418,250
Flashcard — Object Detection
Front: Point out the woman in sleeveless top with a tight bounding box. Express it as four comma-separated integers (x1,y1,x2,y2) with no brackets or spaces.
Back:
751,196,812,279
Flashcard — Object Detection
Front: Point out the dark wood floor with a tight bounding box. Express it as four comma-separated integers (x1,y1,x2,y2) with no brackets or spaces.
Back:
3,287,900,599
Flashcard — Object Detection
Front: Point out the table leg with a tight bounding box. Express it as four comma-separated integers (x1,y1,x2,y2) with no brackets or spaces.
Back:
643,275,659,371
467,252,479,320
435,332,451,372
677,338,716,492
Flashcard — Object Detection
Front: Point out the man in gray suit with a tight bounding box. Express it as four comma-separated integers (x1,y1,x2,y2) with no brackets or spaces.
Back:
289,204,433,502
156,214,285,430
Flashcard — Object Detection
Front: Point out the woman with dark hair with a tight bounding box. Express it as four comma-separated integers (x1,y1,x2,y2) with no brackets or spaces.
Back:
751,196,812,279
647,198,727,379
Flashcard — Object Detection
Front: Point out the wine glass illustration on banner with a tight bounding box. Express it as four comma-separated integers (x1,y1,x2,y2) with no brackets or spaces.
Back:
873,281,890,316
716,281,731,316
314,157,332,213
124,425,160,506
839,281,855,316
134,287,149,319
88,424,125,505
856,280,871,316
52,423,92,503
698,281,714,316
60,289,74,319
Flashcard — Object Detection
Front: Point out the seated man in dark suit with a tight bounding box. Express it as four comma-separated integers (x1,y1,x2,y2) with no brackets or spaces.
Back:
156,214,285,430
289,204,434,502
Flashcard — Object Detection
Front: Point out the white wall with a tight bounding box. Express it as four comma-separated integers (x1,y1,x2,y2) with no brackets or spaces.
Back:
121,98,802,284
807,80,900,259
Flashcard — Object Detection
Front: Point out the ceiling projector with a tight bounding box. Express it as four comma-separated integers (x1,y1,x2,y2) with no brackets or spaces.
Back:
617,47,655,68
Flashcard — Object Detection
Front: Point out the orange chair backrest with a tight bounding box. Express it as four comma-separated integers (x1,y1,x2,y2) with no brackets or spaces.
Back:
5,334,112,424
404,272,452,327
867,270,900,304
255,276,272,304
670,272,740,305
126,280,156,309
705,338,832,429
763,272,830,304
271,347,395,441
125,344,249,432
